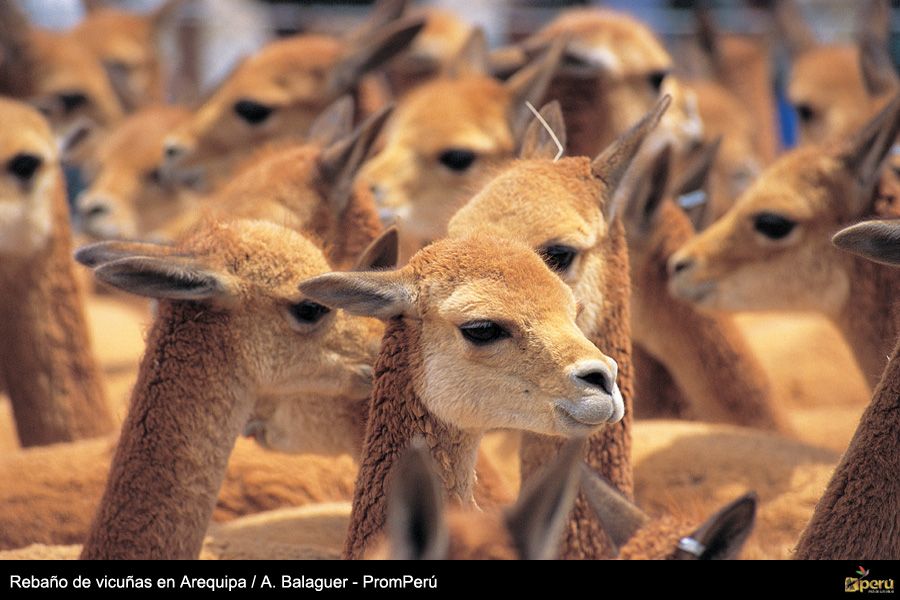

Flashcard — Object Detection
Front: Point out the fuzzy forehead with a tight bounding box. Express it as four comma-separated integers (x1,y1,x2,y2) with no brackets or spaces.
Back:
733,146,839,219
0,99,56,160
178,219,331,288
391,76,513,152
450,157,605,243
535,8,671,76
222,35,344,103
408,233,577,316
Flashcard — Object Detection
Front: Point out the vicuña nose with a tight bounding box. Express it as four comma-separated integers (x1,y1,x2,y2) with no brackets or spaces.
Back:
163,140,187,162
668,251,697,277
571,358,617,396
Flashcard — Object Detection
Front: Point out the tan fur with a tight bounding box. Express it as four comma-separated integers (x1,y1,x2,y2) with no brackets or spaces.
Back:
297,234,625,559
160,11,423,190
0,436,357,551
669,120,900,388
0,98,115,447
74,103,197,241
78,219,379,559
792,219,900,558
27,28,125,161
625,195,788,433
521,8,702,160
777,0,899,147
69,5,174,112
632,420,839,560
363,33,561,261
383,6,474,98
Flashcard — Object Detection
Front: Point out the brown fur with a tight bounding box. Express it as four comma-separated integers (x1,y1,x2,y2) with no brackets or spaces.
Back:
521,8,699,161
0,436,357,551
69,5,174,112
298,234,625,559
78,220,377,559
669,98,900,388
74,103,196,241
160,11,423,189
0,99,115,447
627,198,788,432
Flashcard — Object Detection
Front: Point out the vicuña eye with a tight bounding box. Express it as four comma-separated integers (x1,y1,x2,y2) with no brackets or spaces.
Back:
753,212,797,240
794,103,815,123
288,299,331,324
438,148,477,172
234,100,274,125
648,70,668,93
7,153,42,182
540,245,578,273
58,92,88,112
459,320,509,345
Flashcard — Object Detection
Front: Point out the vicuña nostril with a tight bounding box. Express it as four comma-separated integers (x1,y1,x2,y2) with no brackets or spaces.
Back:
669,253,695,276
164,143,185,160
573,359,617,396
577,370,613,395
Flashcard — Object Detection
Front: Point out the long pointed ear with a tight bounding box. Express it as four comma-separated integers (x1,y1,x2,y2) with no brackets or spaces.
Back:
307,95,355,148
505,438,584,560
621,144,672,239
150,0,190,30
832,219,900,266
488,43,529,80
692,7,721,73
518,100,566,160
297,268,416,321
327,17,425,96
673,493,757,560
0,0,37,98
443,27,490,79
74,239,191,268
352,226,399,271
317,104,393,213
345,0,411,47
856,0,899,98
672,136,721,231
592,94,671,224
774,0,818,59
385,437,450,560
88,255,236,305
505,36,566,143
579,464,650,553
835,91,900,217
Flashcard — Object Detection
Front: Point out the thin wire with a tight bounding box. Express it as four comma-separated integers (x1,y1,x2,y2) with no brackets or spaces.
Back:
525,101,564,162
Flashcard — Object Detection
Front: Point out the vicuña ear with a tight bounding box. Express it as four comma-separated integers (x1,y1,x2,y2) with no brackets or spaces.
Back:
505,438,584,560
674,493,757,560
832,219,900,266
621,144,672,239
352,225,399,271
774,0,818,59
74,239,190,268
506,36,566,143
318,103,393,213
591,94,671,224
327,16,425,96
91,255,236,305
306,95,355,149
443,27,491,79
385,437,450,560
671,136,721,232
835,91,900,217
579,464,650,553
298,268,416,321
518,100,566,160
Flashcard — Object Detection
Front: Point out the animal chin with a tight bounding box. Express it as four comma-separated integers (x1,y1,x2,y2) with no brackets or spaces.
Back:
669,277,718,306
553,394,621,433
